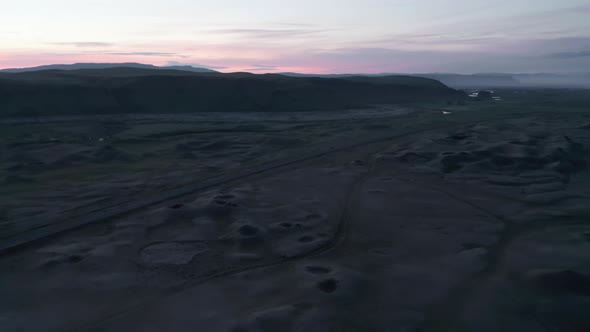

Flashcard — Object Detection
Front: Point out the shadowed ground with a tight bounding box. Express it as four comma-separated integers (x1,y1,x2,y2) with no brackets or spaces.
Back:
1,89,590,332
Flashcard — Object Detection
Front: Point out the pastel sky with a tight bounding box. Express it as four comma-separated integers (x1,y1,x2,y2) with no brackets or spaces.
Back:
1,0,589,73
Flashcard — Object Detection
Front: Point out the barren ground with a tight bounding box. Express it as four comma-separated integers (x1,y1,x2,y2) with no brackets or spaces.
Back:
1,90,590,332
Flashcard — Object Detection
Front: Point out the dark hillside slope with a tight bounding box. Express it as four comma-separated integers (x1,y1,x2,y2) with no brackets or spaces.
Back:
280,72,522,88
338,75,447,88
0,69,464,117
0,67,215,82
413,74,521,88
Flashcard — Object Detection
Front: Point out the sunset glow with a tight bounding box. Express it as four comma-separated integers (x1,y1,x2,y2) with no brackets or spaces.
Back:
2,0,589,73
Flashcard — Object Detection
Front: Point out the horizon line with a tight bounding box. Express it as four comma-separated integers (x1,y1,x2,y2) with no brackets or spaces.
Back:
0,62,587,76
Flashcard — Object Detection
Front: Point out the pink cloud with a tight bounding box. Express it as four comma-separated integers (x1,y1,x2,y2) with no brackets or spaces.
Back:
2,35,589,74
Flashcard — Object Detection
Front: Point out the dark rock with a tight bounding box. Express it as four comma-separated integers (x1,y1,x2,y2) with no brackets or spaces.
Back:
214,193,235,200
238,224,259,236
305,265,332,275
527,269,590,294
440,155,463,173
398,152,433,163
298,235,315,243
317,278,338,293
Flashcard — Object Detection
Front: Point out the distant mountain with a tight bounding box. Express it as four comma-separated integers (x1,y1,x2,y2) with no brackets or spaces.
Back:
278,72,395,78
0,62,217,73
163,65,219,73
5,64,587,88
279,72,369,78
0,67,219,84
510,73,590,88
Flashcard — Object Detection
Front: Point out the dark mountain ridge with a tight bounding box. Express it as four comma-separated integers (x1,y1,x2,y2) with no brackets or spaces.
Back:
0,67,464,117
280,72,590,88
3,63,587,88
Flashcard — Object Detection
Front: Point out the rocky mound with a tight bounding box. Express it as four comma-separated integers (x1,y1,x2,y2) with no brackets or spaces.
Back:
374,119,588,191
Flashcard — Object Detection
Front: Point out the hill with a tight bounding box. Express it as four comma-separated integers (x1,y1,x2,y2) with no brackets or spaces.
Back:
280,72,521,88
413,73,521,88
0,68,464,117
280,72,590,88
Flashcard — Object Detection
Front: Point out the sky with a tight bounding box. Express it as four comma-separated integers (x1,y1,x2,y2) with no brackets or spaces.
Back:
1,0,589,73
